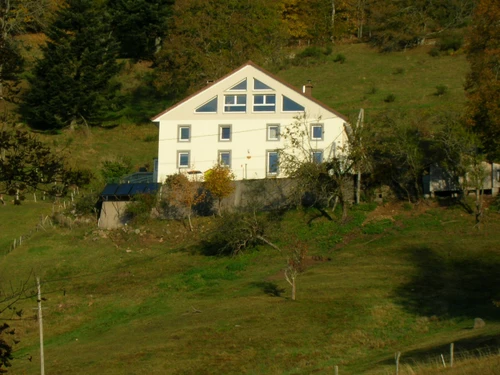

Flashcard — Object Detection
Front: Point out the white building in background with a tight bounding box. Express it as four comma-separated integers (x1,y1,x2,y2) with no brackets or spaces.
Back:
152,61,349,182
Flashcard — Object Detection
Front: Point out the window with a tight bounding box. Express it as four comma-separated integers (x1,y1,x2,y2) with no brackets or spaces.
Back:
267,124,280,141
219,150,231,168
282,95,305,112
312,150,323,164
228,79,247,91
253,94,276,112
178,125,191,142
267,151,279,175
219,125,232,141
195,97,218,113
254,78,273,90
224,95,246,112
311,124,323,140
177,151,190,168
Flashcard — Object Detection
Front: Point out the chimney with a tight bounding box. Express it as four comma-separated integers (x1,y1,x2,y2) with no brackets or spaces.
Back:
302,80,313,97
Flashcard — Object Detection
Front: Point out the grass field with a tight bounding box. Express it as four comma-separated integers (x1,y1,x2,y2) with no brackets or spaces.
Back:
1,200,499,374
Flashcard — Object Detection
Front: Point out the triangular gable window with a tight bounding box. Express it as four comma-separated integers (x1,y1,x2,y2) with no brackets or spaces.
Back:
228,79,247,91
254,78,273,90
282,95,305,111
195,96,218,113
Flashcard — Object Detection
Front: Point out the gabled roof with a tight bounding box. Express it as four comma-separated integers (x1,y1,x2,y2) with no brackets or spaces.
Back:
151,61,348,122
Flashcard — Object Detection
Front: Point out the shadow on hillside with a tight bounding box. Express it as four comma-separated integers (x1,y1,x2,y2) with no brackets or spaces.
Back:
378,333,500,366
394,246,500,320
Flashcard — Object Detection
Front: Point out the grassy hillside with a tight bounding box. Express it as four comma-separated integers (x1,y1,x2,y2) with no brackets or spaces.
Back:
1,200,500,374
1,42,487,375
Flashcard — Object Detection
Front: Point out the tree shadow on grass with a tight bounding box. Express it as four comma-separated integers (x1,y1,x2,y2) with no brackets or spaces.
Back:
394,246,500,320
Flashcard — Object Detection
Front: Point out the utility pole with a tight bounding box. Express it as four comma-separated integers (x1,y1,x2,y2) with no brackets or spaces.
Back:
356,108,364,204
36,277,45,375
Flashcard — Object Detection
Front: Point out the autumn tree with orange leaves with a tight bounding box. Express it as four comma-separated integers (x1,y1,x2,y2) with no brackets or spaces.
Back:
164,173,205,231
464,0,500,161
204,164,235,217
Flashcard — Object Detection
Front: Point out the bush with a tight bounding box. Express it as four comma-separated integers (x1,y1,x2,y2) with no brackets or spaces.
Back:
333,53,346,64
74,193,100,215
125,193,157,223
393,67,405,75
384,94,396,103
202,211,278,256
429,47,440,57
434,84,448,96
438,32,463,52
293,46,332,66
101,158,133,183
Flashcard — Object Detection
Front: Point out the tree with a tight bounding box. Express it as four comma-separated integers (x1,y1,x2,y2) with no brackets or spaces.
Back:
280,112,361,223
284,238,308,301
0,129,91,201
1,0,53,106
203,163,235,217
163,173,205,231
367,111,427,202
203,210,280,256
22,0,120,130
464,0,500,161
107,0,174,60
154,0,288,96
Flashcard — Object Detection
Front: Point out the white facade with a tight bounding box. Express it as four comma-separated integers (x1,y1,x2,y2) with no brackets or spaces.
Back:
152,62,348,182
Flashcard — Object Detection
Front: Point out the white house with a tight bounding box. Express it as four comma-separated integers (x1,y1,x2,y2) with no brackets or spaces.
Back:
152,61,349,182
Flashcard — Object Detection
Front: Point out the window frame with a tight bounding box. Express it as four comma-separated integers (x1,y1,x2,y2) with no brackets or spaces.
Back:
177,150,190,169
219,124,232,142
311,123,324,141
266,150,280,176
253,78,273,91
267,124,280,141
218,150,232,168
195,96,218,113
253,94,276,112
177,125,191,142
228,78,247,91
282,95,305,112
224,94,246,113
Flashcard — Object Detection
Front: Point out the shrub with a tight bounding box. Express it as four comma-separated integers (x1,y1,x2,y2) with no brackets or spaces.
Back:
434,84,448,96
74,192,100,215
333,53,346,64
202,211,278,256
293,46,332,66
429,47,440,57
384,94,396,103
438,32,463,52
393,67,405,75
101,158,133,183
126,193,157,223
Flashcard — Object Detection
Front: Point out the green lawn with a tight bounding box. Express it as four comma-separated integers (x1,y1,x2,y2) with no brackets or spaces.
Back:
1,203,499,374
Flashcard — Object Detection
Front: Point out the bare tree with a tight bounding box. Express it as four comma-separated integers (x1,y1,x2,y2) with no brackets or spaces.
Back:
284,239,308,301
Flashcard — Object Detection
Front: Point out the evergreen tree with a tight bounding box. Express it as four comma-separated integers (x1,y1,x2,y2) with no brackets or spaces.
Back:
107,0,174,60
22,0,120,130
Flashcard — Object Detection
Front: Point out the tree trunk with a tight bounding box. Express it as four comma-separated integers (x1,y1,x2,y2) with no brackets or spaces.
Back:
291,277,296,301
